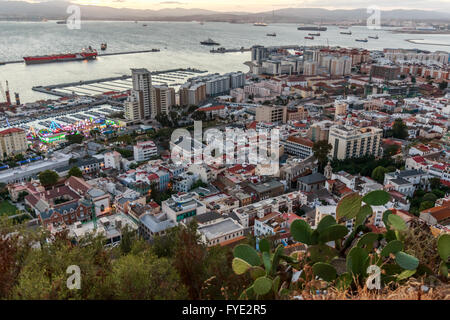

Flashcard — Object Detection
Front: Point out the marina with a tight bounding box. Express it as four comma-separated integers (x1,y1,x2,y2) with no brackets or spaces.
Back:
32,68,207,98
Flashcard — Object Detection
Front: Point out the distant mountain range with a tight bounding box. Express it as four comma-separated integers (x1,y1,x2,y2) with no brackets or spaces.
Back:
0,1,449,22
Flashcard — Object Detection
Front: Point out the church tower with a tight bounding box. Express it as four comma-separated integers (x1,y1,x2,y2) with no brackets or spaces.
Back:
324,161,333,180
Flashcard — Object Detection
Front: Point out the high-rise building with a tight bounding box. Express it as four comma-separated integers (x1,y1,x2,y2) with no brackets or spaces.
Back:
0,128,28,160
330,56,352,76
370,65,400,81
152,85,175,116
131,68,155,119
255,105,287,123
328,124,383,160
251,45,269,63
179,82,207,106
124,91,143,121
303,61,318,76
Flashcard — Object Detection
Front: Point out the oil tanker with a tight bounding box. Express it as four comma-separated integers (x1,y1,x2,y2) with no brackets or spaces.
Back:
23,47,98,65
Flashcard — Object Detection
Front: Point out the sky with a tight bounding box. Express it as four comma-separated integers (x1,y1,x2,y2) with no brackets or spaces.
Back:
26,0,450,13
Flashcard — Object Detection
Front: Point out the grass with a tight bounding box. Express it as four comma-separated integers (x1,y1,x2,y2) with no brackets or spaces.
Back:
0,200,19,217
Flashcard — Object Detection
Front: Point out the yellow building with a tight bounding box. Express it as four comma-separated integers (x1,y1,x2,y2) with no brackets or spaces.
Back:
0,128,28,160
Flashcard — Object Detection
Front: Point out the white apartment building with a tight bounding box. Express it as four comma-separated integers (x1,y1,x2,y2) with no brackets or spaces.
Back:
162,193,207,224
282,136,314,159
133,140,158,162
104,151,122,170
131,68,154,119
125,89,143,121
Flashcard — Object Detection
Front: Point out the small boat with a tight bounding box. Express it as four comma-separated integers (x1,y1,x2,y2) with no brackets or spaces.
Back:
355,38,368,42
266,33,276,37
339,26,349,29
340,31,352,35
305,36,314,40
254,22,268,27
142,24,148,27
308,32,320,36
200,38,220,46
368,34,379,39
56,20,66,24
100,43,107,51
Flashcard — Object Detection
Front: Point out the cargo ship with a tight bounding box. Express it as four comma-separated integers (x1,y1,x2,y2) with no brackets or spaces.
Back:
298,26,327,31
23,47,98,65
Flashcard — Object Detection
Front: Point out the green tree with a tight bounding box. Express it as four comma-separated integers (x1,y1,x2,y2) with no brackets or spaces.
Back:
371,166,388,184
423,193,438,203
38,170,59,187
312,140,332,171
384,144,400,158
68,167,83,178
419,201,435,212
173,221,207,300
108,251,188,299
430,177,442,190
392,119,408,140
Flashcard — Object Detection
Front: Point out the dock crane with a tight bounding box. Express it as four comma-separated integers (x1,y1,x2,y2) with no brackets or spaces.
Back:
0,81,7,105
5,81,11,106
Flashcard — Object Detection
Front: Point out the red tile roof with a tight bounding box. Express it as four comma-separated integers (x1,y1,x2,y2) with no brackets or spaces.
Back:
286,136,314,147
198,105,225,112
0,127,24,135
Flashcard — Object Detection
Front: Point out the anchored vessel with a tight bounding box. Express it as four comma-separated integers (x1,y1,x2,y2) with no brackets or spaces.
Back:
266,33,276,37
254,22,268,27
23,47,98,65
200,38,220,46
368,35,379,39
305,36,314,40
340,31,352,35
298,26,327,31
308,33,320,36
355,38,368,42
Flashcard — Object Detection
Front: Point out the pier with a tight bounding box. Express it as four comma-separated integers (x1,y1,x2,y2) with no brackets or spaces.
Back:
0,49,162,66
210,44,304,54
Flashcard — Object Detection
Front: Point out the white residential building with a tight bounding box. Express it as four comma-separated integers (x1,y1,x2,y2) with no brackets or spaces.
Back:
133,140,158,162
